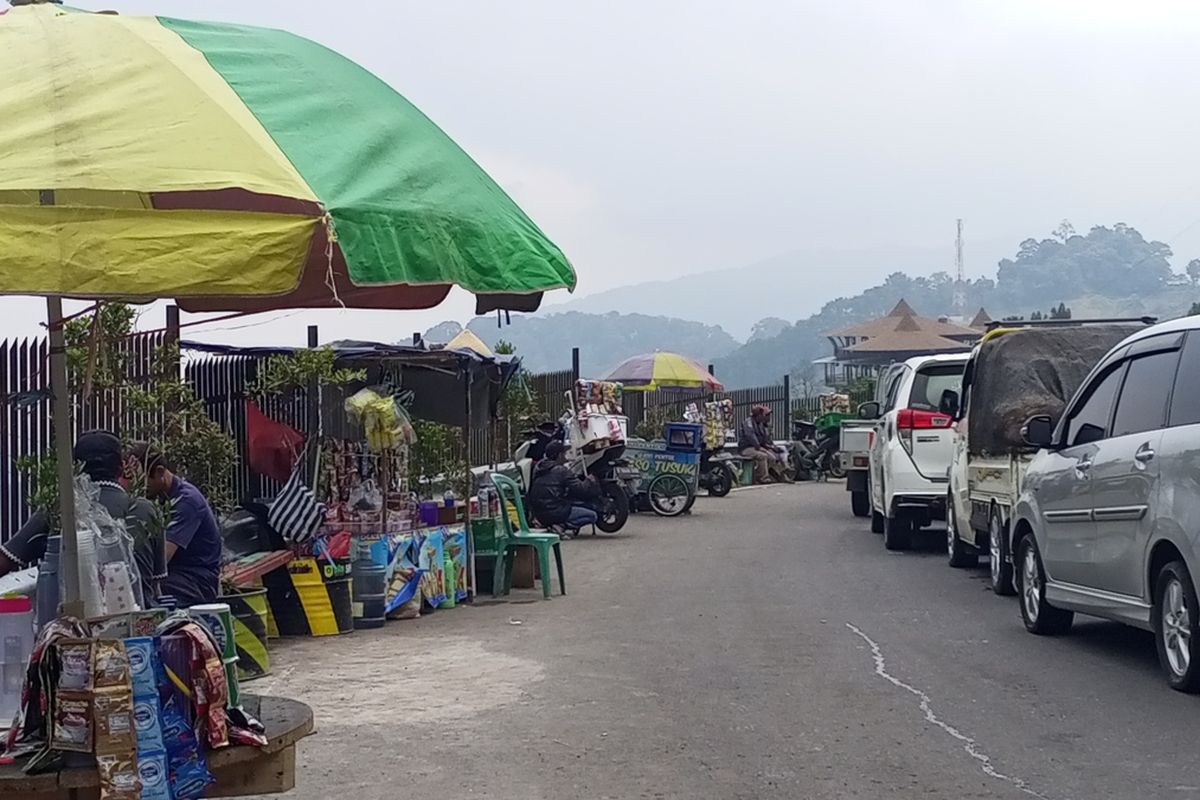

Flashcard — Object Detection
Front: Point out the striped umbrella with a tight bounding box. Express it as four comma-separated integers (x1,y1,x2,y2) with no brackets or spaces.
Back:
604,352,724,391
0,2,575,314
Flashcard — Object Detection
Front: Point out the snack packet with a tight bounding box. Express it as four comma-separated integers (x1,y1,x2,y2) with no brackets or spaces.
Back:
50,690,93,752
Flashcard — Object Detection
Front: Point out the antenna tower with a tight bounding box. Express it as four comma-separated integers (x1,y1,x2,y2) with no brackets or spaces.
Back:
953,218,965,317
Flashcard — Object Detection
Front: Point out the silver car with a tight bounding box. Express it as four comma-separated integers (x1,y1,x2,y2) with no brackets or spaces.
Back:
1015,317,1200,691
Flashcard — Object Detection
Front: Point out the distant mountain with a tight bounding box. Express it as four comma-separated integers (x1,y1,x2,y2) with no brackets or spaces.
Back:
541,245,988,339
712,224,1197,388
455,311,740,376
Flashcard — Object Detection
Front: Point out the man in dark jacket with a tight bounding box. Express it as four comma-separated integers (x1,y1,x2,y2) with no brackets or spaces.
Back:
527,441,599,532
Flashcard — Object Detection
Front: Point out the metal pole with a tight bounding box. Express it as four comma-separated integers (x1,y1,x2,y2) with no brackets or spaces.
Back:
571,347,580,382
47,297,82,613
464,367,475,598
782,374,791,440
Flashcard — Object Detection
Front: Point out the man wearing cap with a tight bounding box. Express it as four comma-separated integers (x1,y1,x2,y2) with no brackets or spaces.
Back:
127,442,221,608
0,431,166,596
527,441,599,533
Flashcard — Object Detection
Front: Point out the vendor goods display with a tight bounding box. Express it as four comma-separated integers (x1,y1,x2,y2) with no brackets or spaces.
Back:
703,399,735,449
570,379,628,453
320,439,411,525
344,387,417,452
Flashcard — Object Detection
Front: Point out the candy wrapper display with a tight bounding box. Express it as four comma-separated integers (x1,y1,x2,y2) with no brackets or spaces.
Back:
344,387,417,452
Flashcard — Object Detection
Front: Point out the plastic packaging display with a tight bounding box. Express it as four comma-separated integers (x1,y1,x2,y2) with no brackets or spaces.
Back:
70,477,144,617
344,387,417,451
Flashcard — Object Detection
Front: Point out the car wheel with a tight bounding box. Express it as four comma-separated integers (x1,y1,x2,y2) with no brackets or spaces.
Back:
1016,535,1073,635
884,511,912,551
989,509,1016,596
870,477,884,533
947,494,978,568
1154,561,1200,693
851,490,870,518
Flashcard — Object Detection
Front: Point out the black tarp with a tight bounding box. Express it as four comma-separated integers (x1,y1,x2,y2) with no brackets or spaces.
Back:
967,325,1140,455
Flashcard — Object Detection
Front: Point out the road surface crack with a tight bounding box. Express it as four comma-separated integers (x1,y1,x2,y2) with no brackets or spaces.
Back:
845,622,1053,800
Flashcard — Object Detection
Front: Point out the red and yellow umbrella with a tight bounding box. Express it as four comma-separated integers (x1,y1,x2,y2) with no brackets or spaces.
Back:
604,352,724,392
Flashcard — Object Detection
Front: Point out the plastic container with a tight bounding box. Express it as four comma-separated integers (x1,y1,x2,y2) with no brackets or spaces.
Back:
0,595,34,723
35,535,61,631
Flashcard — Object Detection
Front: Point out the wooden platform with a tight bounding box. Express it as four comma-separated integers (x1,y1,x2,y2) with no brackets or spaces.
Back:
0,695,314,799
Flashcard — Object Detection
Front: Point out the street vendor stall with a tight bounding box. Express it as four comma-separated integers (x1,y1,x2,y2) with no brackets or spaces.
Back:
183,339,521,628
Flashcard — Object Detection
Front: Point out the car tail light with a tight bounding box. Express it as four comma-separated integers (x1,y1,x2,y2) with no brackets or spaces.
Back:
853,456,869,468
896,408,952,452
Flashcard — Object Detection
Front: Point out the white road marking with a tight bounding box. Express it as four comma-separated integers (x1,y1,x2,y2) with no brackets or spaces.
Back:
845,622,1053,800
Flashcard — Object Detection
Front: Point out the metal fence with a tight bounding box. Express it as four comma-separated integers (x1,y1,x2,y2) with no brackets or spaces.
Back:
0,331,167,539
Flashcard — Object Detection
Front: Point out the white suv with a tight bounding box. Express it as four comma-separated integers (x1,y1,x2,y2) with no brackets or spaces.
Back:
865,354,967,550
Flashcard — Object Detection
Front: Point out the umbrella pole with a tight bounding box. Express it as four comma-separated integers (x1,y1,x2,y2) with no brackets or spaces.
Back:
46,297,83,614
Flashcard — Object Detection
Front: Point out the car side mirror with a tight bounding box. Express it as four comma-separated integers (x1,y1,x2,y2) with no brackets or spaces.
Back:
938,389,960,418
1022,415,1055,448
858,401,881,420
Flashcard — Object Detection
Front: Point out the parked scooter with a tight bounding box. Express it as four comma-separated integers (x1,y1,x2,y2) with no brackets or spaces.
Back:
789,420,845,480
512,421,631,533
697,446,735,497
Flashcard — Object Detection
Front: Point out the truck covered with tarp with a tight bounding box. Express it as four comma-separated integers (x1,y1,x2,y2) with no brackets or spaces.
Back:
946,321,1150,592
965,324,1144,456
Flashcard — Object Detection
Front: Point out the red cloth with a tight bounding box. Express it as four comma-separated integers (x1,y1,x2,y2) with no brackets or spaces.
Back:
245,400,305,482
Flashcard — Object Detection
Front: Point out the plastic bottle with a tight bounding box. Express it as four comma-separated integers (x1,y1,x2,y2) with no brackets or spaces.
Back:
442,556,457,608
443,489,456,508
35,535,61,632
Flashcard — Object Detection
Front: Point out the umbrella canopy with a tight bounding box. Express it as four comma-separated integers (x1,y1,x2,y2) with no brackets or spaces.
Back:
0,3,575,312
604,352,724,392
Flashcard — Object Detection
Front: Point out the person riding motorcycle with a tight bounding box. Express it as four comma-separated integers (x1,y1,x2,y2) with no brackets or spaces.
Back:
527,441,600,533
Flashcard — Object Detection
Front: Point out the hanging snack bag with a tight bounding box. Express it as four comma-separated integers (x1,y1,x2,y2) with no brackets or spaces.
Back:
93,689,136,755
96,753,142,800
137,750,171,800
57,639,94,692
93,640,131,689
51,690,93,752
124,637,158,697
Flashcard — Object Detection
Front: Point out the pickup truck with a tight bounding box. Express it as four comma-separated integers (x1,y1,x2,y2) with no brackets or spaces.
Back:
841,420,874,517
946,319,1153,592
840,363,906,518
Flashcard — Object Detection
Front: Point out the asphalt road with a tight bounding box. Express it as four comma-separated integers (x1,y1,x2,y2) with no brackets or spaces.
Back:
252,483,1198,800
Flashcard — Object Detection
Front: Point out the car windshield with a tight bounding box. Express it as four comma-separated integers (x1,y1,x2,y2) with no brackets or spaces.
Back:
908,363,965,412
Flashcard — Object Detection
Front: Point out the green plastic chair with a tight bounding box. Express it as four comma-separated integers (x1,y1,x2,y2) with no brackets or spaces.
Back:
490,474,566,599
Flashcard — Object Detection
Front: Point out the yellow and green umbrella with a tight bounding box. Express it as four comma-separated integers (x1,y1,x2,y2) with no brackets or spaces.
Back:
0,0,576,608
0,2,575,313
604,352,725,392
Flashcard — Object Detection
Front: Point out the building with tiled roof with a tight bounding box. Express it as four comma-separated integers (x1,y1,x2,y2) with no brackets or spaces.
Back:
815,299,980,386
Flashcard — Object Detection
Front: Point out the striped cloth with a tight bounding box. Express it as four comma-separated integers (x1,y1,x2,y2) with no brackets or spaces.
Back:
267,469,324,545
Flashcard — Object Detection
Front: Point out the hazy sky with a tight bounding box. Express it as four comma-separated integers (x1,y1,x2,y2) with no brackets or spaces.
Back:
5,0,1200,345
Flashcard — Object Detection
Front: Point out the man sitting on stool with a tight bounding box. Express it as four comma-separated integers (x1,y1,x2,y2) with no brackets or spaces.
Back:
527,441,599,534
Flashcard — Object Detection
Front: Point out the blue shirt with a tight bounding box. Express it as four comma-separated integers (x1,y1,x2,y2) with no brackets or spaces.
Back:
162,477,221,607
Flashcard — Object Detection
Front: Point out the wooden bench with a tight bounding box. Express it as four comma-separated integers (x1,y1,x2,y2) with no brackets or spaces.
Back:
0,695,314,799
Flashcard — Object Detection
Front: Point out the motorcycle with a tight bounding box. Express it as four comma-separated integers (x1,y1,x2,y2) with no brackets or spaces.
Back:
697,446,735,497
789,420,845,480
511,421,631,534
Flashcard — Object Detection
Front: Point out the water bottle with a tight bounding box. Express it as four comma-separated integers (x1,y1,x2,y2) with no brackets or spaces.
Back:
442,555,457,608
443,489,456,508
0,595,33,723
35,535,61,632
